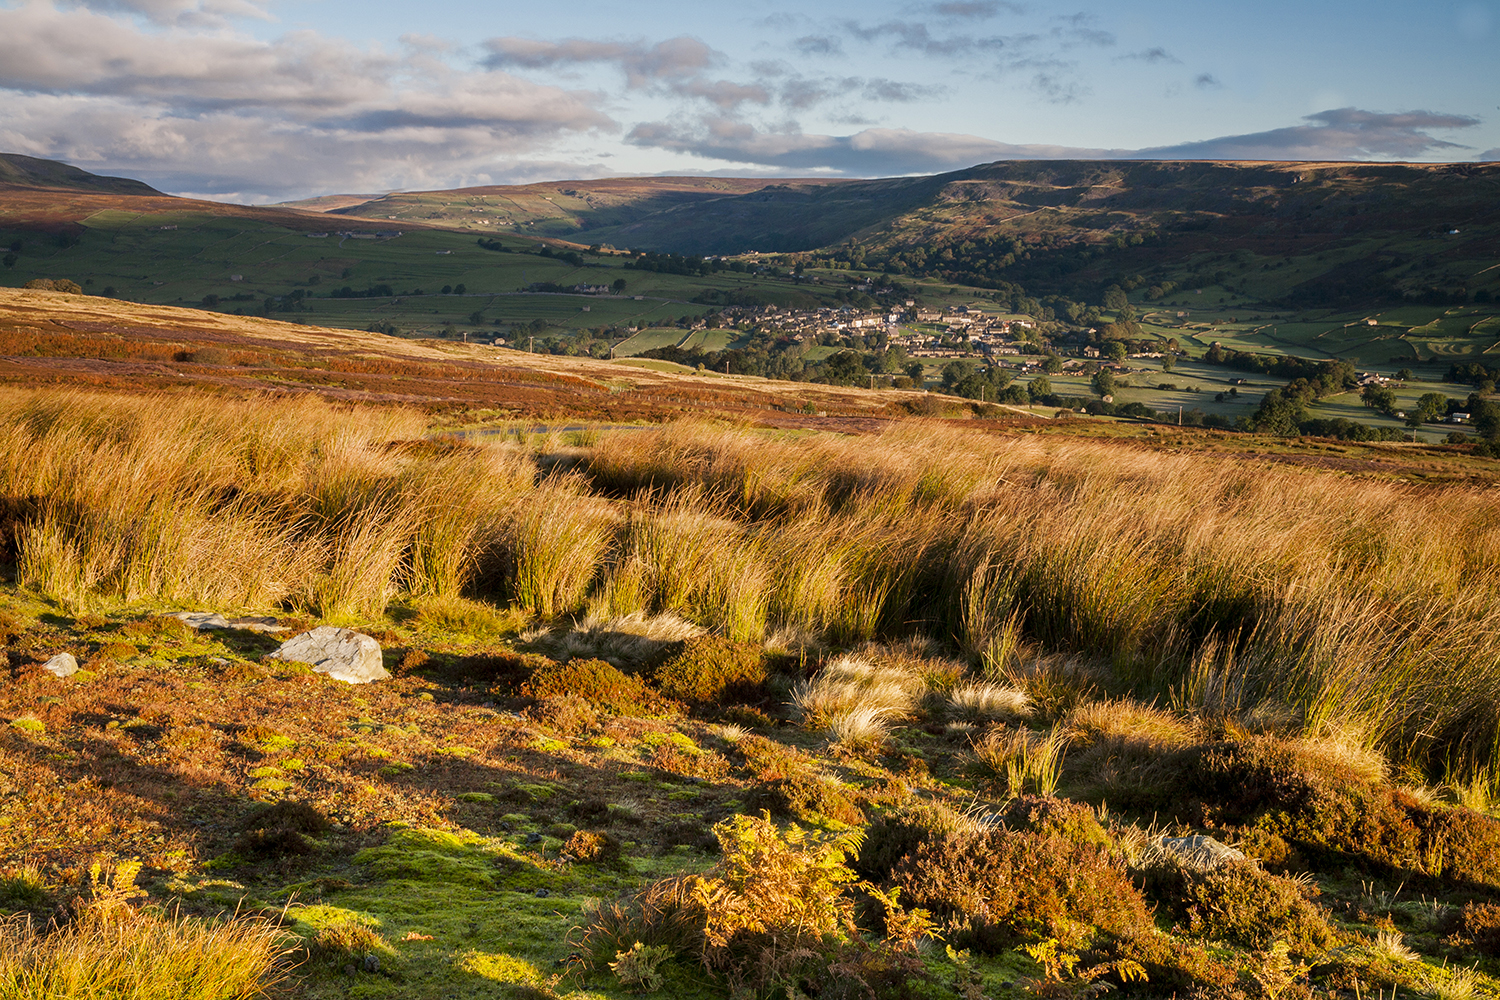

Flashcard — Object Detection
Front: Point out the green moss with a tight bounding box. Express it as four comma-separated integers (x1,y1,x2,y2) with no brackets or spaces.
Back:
8,717,44,733
356,828,516,889
458,792,495,804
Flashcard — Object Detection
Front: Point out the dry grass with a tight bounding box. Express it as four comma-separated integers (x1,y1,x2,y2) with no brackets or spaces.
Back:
792,654,926,731
0,907,290,999
7,390,1500,791
947,681,1032,724
969,725,1071,798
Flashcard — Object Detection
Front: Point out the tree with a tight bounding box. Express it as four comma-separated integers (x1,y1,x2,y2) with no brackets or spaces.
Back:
1,253,15,269
453,283,466,295
441,285,453,294
1396,368,1414,381
469,310,485,324
905,361,926,384
1361,384,1398,416
1102,285,1128,311
1028,375,1052,402
1413,392,1450,424
1104,341,1127,362
611,278,627,293
1162,353,1176,372
1091,369,1117,398
1042,353,1063,374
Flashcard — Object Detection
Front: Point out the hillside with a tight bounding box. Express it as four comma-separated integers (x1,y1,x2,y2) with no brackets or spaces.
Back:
311,176,841,243
0,153,162,196
0,286,922,426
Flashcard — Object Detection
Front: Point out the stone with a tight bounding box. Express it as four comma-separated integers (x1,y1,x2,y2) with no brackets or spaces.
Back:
360,953,380,974
167,612,288,634
1156,834,1245,869
269,626,389,684
41,652,78,678
228,617,290,634
168,612,232,630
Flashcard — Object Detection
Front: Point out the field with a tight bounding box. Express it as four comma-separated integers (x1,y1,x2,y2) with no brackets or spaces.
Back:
0,196,851,341
3,382,1500,1000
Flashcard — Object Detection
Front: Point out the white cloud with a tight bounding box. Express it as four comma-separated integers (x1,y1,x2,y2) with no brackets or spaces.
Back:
0,3,614,199
1139,108,1482,160
481,35,717,87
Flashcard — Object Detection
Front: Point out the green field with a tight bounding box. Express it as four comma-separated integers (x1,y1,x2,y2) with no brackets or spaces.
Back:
0,208,849,340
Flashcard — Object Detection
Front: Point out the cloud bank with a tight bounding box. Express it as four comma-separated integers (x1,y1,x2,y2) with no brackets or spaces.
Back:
0,3,1488,200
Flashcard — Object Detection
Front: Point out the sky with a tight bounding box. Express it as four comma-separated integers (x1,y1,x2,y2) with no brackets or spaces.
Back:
0,0,1494,202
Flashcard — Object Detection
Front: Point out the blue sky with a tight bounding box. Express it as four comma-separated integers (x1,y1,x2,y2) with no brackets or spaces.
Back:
0,0,1493,201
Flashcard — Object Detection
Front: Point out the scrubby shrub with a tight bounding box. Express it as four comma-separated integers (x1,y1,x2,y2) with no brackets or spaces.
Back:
747,773,865,826
999,795,1111,847
235,800,330,858
1104,735,1500,890
652,634,768,705
520,658,675,717
1451,901,1500,956
735,733,865,823
1085,929,1241,995
525,694,600,736
890,826,1151,953
855,801,981,880
1139,855,1335,957
564,829,622,865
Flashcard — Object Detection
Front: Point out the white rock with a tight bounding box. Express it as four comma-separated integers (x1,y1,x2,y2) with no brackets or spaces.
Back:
41,652,78,678
269,626,389,684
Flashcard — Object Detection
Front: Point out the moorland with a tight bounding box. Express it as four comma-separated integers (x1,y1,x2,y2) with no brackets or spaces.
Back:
0,154,1498,1000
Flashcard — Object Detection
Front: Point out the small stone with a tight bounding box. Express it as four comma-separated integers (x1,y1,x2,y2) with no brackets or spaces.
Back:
41,653,78,678
525,832,542,844
268,627,389,684
534,887,549,898
360,953,380,973
342,964,356,976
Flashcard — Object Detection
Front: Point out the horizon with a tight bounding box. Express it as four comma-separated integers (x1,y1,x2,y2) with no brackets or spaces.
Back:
0,0,1493,203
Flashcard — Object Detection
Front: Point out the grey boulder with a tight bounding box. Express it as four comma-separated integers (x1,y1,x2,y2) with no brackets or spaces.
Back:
168,612,288,634
269,627,389,684
41,652,78,678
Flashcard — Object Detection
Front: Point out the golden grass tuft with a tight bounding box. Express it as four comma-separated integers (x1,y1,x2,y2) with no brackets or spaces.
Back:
0,907,290,999
947,680,1032,724
791,654,926,731
969,725,1071,798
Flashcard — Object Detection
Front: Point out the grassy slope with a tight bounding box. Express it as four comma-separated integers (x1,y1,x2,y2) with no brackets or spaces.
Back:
2,165,1498,437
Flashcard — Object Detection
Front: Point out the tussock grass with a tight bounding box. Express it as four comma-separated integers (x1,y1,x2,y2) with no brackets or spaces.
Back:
13,393,1500,790
947,680,1032,724
0,908,290,999
969,725,1071,798
792,654,926,731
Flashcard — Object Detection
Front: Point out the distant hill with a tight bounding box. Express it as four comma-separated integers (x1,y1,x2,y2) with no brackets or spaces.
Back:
0,154,162,196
